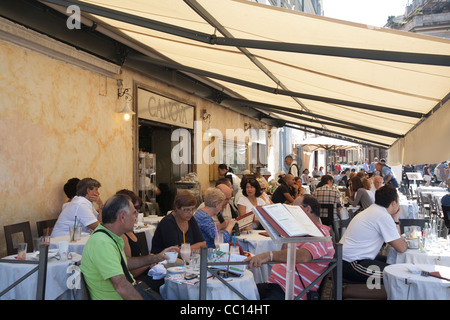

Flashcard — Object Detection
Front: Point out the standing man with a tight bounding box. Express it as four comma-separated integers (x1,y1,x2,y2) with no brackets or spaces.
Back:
284,155,299,178
363,158,370,173
369,157,379,175
81,194,178,300
340,185,407,283
375,162,399,188
52,177,104,237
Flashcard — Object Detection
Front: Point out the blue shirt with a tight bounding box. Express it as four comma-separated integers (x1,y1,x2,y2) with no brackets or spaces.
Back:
194,209,232,248
442,194,450,207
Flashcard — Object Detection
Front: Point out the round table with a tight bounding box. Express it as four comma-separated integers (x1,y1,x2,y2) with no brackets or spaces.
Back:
383,263,450,300
50,233,90,254
160,269,259,300
386,241,450,266
0,253,84,300
398,199,419,219
235,230,282,283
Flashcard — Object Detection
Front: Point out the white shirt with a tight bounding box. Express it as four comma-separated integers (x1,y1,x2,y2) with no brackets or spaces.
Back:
51,196,98,237
237,196,265,214
340,203,400,262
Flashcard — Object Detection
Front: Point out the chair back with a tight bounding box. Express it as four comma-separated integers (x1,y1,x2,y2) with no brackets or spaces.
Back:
4,221,34,255
399,218,429,235
36,219,57,237
135,232,149,256
320,203,334,227
442,206,450,229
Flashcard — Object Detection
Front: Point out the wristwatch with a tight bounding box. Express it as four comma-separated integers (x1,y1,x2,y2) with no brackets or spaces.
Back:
395,221,400,225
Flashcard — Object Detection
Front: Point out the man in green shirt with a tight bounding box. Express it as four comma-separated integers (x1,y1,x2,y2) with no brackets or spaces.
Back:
81,194,178,300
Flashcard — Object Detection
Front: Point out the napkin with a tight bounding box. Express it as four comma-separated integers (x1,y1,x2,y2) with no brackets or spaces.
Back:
148,262,167,280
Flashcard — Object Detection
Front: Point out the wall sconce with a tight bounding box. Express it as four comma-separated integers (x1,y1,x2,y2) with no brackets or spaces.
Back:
117,80,135,121
201,109,212,137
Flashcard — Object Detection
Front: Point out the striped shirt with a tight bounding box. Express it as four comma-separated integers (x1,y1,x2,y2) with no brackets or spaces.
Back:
267,225,335,300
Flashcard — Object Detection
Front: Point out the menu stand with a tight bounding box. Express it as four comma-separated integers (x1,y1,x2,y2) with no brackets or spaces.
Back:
252,206,341,300
197,208,343,300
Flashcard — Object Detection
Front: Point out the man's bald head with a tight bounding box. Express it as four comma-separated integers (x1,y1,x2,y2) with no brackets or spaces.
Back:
216,184,232,200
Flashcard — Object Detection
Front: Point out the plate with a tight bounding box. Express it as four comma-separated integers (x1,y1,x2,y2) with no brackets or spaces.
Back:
29,249,59,261
166,266,186,274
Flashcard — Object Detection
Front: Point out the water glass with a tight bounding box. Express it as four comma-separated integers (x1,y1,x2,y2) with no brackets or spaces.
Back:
69,225,82,242
17,243,27,260
190,249,200,271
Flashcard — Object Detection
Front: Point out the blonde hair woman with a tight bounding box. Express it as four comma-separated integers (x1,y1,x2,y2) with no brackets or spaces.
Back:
194,188,237,248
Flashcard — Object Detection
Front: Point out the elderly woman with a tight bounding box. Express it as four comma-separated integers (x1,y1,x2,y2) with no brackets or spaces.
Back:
194,187,237,248
151,190,205,254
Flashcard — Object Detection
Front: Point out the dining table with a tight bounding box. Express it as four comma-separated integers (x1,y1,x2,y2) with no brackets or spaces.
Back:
160,269,259,300
398,196,420,219
143,215,164,226
386,238,450,267
49,224,156,254
0,251,86,300
383,263,450,300
235,230,282,283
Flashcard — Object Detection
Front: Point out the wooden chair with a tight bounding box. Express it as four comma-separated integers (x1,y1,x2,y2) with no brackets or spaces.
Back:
4,221,34,255
135,232,149,256
320,203,340,241
442,206,450,230
36,219,57,237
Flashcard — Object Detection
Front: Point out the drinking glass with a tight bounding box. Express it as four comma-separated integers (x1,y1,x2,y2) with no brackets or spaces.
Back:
190,249,200,271
180,243,191,265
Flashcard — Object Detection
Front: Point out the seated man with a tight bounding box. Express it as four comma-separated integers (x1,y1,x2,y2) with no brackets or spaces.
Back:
340,184,407,284
81,194,178,300
244,195,335,300
52,177,103,237
271,174,296,204
313,174,342,221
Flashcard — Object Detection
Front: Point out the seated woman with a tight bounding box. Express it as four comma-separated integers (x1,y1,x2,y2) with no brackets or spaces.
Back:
346,176,374,210
237,178,266,229
151,190,206,254
257,178,273,206
194,188,237,248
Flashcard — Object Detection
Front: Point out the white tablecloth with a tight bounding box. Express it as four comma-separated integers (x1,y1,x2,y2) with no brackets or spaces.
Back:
383,263,450,300
134,224,156,253
50,225,155,254
160,269,259,300
399,199,419,219
143,215,163,226
50,234,90,254
236,230,282,283
0,253,84,300
387,243,450,267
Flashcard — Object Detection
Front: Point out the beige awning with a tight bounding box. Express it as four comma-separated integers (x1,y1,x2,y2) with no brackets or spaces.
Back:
42,0,450,162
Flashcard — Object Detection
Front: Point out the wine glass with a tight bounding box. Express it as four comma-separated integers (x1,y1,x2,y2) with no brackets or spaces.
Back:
180,243,191,266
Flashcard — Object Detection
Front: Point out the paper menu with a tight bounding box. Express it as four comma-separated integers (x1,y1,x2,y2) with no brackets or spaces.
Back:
236,212,254,229
258,203,324,238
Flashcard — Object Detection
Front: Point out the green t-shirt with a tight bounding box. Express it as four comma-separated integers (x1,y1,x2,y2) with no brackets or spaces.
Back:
80,224,135,300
